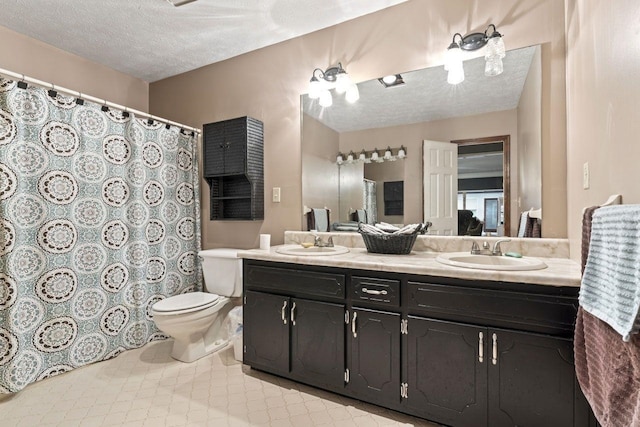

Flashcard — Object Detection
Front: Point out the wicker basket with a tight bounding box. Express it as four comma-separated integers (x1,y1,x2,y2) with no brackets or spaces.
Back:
358,223,429,255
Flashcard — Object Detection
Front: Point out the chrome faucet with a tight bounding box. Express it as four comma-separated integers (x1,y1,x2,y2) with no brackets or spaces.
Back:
470,241,491,255
491,239,511,256
314,235,334,248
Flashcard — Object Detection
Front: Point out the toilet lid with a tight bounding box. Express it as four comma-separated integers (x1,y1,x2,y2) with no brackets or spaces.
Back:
152,292,219,313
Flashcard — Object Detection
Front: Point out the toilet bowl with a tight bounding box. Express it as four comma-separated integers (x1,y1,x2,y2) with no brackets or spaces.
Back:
151,248,242,363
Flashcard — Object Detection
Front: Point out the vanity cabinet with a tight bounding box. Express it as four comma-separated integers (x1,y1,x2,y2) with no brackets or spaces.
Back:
242,259,593,427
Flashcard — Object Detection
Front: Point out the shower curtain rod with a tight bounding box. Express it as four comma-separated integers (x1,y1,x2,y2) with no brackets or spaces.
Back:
0,67,201,134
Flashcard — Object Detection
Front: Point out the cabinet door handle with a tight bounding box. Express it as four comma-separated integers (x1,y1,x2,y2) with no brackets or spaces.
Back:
281,300,288,325
291,302,297,326
361,287,388,295
352,312,357,338
479,332,484,363
492,333,498,365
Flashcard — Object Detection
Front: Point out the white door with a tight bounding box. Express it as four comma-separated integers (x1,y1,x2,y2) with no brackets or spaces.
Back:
423,140,458,235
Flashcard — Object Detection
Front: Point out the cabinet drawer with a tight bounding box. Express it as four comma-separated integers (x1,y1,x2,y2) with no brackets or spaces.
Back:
407,281,578,335
351,276,399,307
245,264,345,300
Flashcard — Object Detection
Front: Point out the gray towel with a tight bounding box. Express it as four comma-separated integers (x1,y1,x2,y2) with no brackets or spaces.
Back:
312,208,329,232
580,205,640,341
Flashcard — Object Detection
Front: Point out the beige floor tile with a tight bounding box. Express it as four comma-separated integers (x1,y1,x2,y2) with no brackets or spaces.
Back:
0,340,438,427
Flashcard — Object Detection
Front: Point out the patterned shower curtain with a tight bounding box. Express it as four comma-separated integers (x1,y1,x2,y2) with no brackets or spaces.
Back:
0,78,202,393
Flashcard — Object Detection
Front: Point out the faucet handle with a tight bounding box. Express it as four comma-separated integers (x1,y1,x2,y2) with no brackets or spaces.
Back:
492,239,511,256
470,241,480,254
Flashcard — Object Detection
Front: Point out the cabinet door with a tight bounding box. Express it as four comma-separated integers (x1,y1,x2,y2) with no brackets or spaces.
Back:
406,317,488,427
223,119,247,175
348,308,400,405
243,291,289,374
488,329,576,427
203,122,226,176
290,298,345,390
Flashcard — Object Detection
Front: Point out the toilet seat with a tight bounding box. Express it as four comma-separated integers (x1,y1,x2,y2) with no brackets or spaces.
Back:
152,292,221,315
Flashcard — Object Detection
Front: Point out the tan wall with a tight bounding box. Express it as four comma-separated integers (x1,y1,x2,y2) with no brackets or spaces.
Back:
565,0,640,260
0,25,148,111
517,46,543,217
149,0,567,248
301,114,340,225
339,109,520,233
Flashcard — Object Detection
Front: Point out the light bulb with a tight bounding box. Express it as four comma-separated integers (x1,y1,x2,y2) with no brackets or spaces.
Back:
444,43,462,71
345,84,360,103
319,90,332,107
447,64,464,85
382,75,397,84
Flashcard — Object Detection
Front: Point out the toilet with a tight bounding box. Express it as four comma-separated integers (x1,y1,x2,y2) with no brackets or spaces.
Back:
151,248,242,362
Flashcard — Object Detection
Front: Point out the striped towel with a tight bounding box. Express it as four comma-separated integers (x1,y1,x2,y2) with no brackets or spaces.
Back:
580,205,640,341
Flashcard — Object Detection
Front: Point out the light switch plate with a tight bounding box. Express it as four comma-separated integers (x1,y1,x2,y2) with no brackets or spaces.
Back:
583,162,590,189
272,187,281,203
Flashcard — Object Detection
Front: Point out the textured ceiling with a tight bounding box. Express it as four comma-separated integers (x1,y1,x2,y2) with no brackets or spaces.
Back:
0,0,408,82
303,46,537,133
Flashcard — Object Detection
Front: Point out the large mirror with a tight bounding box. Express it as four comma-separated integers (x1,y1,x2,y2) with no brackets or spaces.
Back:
302,44,551,236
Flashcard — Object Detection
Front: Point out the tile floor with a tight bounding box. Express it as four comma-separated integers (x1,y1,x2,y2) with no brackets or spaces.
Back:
0,340,440,427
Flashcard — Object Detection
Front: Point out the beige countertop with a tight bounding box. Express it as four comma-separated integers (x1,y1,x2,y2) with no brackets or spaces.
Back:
238,246,581,288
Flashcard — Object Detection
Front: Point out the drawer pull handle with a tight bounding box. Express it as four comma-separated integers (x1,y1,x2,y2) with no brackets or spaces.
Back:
479,332,484,363
352,312,357,338
492,333,498,365
361,288,388,296
291,302,297,326
281,301,288,325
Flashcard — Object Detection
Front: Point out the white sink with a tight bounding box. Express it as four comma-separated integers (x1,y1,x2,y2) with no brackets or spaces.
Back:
276,245,350,256
435,252,547,271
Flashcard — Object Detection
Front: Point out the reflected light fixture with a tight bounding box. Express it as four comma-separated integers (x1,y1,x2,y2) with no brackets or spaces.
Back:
335,147,406,164
308,62,360,107
445,24,505,85
378,74,405,88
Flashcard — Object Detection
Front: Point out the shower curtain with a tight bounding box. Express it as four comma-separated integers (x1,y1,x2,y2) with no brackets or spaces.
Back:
0,78,202,393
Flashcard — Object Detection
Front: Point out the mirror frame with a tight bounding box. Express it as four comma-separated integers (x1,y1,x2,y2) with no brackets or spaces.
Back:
451,135,511,236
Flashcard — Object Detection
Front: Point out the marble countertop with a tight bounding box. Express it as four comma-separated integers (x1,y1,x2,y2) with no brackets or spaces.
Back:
238,246,581,288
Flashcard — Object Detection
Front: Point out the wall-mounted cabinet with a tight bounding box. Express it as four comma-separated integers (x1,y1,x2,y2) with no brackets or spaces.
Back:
203,116,263,220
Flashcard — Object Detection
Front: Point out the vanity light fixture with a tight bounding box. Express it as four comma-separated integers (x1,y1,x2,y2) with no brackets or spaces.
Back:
378,74,405,88
445,24,505,85
308,62,360,107
336,147,407,164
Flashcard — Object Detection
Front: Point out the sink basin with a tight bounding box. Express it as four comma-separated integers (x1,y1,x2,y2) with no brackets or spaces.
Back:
276,245,350,256
435,252,547,271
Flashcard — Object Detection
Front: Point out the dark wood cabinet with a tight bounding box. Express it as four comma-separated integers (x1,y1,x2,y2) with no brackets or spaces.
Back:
243,290,289,374
203,116,263,220
348,308,401,405
406,317,487,427
242,259,594,427
290,298,345,389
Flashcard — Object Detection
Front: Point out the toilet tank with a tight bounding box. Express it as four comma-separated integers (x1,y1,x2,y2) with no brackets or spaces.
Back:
198,248,243,297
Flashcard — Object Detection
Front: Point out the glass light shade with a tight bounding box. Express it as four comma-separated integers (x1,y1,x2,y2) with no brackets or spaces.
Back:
345,84,360,103
335,72,352,94
346,151,355,163
336,153,344,164
447,64,465,85
397,147,406,159
308,78,322,99
484,57,504,77
371,150,379,162
359,150,367,161
319,90,332,107
384,147,392,160
444,44,462,71
486,36,506,59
